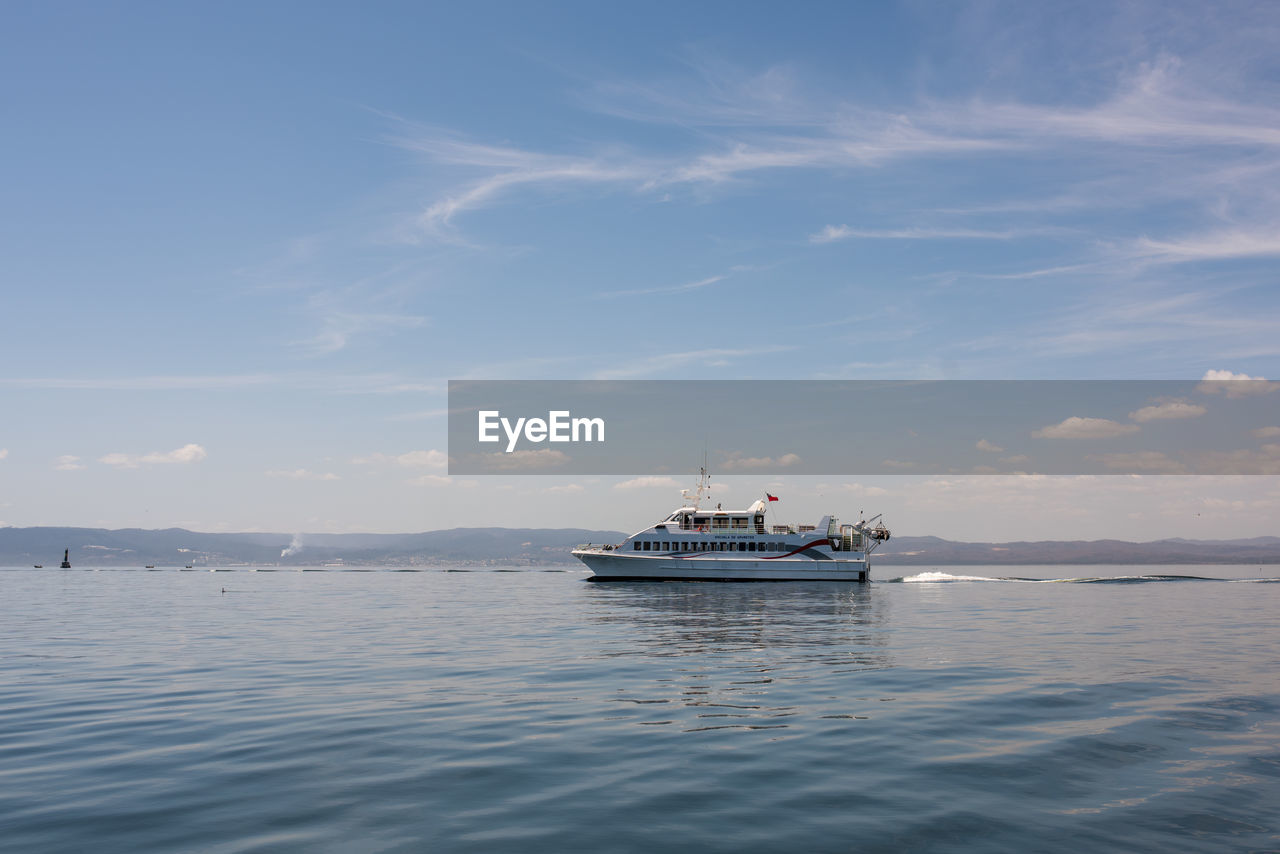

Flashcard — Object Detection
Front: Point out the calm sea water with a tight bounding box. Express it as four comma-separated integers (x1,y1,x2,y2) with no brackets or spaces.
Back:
1,565,1278,853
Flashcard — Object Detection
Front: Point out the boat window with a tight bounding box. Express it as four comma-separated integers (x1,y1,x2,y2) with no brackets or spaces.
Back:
633,542,640,550
732,517,747,529
754,515,766,533
662,542,670,551
712,517,728,529
748,542,756,551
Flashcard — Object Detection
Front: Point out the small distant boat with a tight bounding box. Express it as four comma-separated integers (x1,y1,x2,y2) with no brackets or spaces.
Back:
60,548,71,569
185,565,193,569
33,564,42,568
145,565,155,569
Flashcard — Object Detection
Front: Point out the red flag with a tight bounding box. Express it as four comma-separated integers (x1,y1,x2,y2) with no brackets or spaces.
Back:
766,493,779,502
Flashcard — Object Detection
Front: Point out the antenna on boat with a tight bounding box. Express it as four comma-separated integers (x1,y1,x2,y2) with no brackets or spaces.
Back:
680,452,712,510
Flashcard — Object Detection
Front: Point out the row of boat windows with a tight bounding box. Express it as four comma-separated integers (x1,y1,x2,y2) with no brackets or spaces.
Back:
667,513,767,532
634,540,790,553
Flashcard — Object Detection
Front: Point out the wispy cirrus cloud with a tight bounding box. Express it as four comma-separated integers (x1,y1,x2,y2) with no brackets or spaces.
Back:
394,53,1280,261
0,373,445,394
294,287,430,356
596,274,726,299
592,345,792,379
811,225,1024,244
1129,229,1280,264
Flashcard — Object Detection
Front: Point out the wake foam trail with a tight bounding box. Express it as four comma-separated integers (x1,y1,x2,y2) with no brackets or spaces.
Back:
886,572,1260,584
892,571,1012,583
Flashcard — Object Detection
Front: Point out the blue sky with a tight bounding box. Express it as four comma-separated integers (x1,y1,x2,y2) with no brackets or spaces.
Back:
2,1,1279,540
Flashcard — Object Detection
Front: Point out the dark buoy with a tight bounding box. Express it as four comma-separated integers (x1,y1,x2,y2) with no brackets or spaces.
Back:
60,549,71,569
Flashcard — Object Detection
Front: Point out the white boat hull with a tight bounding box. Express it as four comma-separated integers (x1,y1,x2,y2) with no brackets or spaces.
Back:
574,550,869,582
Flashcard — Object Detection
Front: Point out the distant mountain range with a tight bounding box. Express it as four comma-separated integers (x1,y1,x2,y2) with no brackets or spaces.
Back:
2,527,1278,567
874,535,1280,565
0,527,626,567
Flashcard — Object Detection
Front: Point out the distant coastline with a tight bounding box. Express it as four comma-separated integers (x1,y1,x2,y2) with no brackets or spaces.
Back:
3,526,1279,567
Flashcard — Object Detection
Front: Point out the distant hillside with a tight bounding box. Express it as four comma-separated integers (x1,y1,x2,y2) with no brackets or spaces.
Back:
875,535,1280,565
2,527,1277,567
0,527,626,567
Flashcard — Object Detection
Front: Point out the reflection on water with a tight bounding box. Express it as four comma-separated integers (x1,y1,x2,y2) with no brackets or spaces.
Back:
582,583,892,732
1,567,1277,853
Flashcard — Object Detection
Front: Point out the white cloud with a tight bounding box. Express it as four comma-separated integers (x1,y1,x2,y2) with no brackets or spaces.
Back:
352,449,448,468
1032,417,1141,439
266,469,341,481
99,444,208,468
1000,455,1031,464
1189,444,1280,475
1091,451,1187,473
720,453,802,471
828,482,889,496
976,439,1004,453
53,455,84,471
614,476,682,490
0,448,7,460
545,483,585,494
1128,400,1207,422
408,474,454,486
1197,369,1279,397
480,449,570,471
394,450,448,468
1253,426,1280,439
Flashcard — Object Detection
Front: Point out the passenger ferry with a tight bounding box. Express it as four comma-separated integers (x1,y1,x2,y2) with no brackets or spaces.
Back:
573,469,890,582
